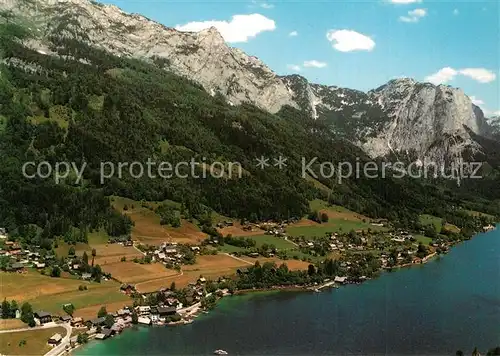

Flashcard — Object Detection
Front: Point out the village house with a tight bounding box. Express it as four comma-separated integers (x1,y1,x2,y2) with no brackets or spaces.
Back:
137,316,151,325
117,308,131,317
483,224,495,232
34,261,45,269
81,272,92,280
111,321,125,334
35,311,52,324
71,317,83,327
95,328,113,340
120,284,135,294
136,306,151,316
60,315,72,323
334,276,347,284
157,306,177,317
48,333,62,345
8,262,26,273
86,327,97,336
90,316,106,327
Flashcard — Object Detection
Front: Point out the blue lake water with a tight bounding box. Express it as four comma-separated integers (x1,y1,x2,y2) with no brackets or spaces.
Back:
76,227,500,355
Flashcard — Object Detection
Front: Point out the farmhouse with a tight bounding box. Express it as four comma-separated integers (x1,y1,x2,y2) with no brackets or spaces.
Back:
34,262,46,269
90,316,106,326
8,262,26,273
120,284,134,294
60,315,72,323
117,308,131,317
136,306,151,315
71,317,83,327
48,333,62,345
334,276,347,284
137,316,151,325
95,328,113,340
157,306,176,317
34,311,52,324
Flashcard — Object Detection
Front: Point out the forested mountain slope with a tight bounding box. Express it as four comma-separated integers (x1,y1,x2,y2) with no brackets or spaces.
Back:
0,17,498,247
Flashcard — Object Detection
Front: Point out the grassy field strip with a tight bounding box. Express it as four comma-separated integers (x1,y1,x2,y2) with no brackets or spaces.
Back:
0,326,66,355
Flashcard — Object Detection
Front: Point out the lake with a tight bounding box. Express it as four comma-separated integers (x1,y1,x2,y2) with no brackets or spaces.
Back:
76,227,500,355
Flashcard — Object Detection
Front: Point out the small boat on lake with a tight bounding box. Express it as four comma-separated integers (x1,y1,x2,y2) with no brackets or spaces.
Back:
214,350,228,355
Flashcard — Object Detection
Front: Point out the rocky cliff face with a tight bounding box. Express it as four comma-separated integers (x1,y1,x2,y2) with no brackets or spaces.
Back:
281,76,494,164
3,0,497,164
3,0,297,113
363,79,490,164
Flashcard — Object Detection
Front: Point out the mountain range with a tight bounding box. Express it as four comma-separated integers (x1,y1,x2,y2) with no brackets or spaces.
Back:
4,0,498,167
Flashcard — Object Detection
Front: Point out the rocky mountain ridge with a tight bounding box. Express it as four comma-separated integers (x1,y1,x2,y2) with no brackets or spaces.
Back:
2,0,497,164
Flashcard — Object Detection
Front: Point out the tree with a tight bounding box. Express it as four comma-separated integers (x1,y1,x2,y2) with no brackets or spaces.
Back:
416,243,428,259
1,299,11,319
63,304,75,316
97,306,107,318
77,333,89,344
50,266,61,278
0,256,9,271
10,300,18,318
170,281,176,291
131,311,138,324
320,213,329,223
486,346,500,355
424,225,437,238
20,302,33,317
307,264,316,276
455,351,464,356
20,302,35,327
91,249,96,267
104,314,114,328
82,251,89,265
68,246,76,256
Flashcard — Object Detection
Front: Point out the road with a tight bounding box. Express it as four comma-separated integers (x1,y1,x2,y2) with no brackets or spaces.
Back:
44,322,72,356
0,322,63,334
223,253,253,265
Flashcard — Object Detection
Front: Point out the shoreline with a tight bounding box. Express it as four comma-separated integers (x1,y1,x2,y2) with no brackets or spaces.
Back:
70,225,498,355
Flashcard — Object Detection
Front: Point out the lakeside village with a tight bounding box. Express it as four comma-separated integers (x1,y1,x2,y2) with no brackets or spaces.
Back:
0,216,497,352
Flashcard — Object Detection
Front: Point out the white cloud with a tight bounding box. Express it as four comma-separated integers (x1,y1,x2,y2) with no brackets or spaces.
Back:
425,67,458,85
425,67,497,85
287,64,301,72
288,31,298,37
484,109,500,118
453,8,459,15
469,96,484,106
303,60,327,68
399,8,427,22
326,29,375,52
459,68,496,83
176,14,276,43
388,0,422,4
249,0,274,9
